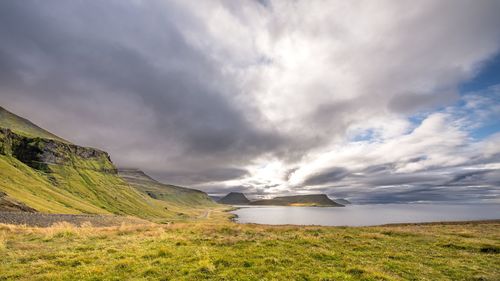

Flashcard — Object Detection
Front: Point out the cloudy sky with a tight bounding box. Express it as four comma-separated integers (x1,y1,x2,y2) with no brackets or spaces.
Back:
1,0,499,203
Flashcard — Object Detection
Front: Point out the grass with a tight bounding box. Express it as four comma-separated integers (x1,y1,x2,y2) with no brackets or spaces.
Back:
0,215,498,281
118,169,217,212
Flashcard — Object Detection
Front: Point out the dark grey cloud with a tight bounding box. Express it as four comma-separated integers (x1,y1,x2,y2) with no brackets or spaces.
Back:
0,0,282,185
307,165,500,204
303,167,350,186
388,91,460,114
149,168,249,186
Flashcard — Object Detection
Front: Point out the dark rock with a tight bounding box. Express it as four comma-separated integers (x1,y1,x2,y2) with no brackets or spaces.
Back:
0,128,116,173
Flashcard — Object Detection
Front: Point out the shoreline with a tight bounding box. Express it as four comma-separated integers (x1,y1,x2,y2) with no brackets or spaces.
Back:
378,218,500,227
231,217,500,228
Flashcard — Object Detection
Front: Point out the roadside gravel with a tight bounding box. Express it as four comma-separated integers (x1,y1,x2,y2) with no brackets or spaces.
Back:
0,212,151,227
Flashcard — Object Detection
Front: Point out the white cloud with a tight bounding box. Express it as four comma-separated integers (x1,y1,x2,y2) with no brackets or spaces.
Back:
178,0,500,137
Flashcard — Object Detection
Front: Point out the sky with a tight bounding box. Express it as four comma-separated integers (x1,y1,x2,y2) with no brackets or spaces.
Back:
0,0,499,203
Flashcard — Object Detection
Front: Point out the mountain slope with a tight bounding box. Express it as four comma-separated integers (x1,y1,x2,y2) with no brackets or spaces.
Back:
0,106,215,221
250,194,344,207
118,169,216,209
0,106,68,142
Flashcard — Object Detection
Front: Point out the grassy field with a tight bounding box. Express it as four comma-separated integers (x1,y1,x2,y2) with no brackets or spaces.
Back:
0,211,498,281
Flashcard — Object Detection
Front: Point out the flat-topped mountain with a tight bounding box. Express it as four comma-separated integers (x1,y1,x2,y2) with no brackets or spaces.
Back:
250,194,344,207
218,192,250,205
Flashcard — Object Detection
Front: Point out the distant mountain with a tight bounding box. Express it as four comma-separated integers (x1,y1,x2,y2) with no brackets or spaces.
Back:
334,198,351,205
251,194,344,207
218,192,250,205
0,106,212,220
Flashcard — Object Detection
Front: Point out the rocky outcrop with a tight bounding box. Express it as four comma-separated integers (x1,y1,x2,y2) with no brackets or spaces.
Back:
0,128,116,173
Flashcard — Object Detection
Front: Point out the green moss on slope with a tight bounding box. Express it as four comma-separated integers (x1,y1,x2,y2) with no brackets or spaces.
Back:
118,169,217,211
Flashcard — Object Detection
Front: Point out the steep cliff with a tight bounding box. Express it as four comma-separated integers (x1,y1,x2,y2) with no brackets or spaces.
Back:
0,128,114,173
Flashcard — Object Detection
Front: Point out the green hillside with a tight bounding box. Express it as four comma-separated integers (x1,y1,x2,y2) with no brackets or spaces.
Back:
0,106,216,221
0,106,68,142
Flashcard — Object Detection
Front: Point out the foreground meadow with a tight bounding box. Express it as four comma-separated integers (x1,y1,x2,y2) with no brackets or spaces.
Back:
0,216,499,281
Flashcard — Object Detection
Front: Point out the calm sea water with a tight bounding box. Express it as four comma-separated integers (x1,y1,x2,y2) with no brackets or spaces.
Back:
231,204,500,226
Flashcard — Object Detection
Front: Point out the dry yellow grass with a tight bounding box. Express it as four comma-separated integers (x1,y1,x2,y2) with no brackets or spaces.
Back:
0,219,499,280
0,232,5,251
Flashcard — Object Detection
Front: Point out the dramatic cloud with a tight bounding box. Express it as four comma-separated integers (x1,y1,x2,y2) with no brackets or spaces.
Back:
1,0,499,203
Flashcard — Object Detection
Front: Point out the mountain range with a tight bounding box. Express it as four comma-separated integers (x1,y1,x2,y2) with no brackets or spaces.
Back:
217,192,347,207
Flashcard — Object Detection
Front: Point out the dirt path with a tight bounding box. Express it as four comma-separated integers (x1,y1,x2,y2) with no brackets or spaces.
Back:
0,212,151,227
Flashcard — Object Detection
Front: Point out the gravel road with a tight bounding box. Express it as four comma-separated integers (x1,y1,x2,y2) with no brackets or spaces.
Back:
0,212,151,227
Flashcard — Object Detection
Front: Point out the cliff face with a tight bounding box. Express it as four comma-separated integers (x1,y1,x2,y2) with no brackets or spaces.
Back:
0,128,115,173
